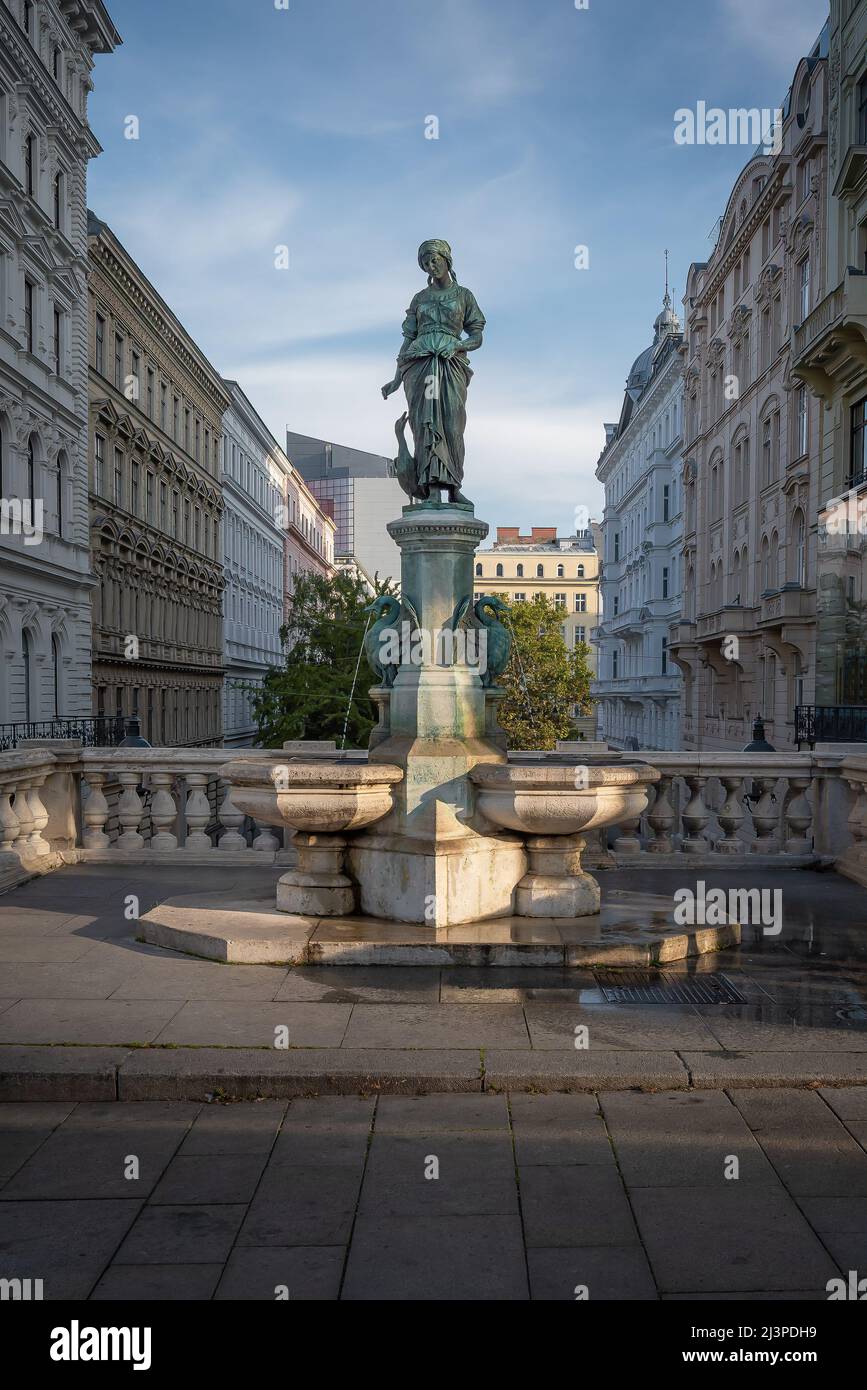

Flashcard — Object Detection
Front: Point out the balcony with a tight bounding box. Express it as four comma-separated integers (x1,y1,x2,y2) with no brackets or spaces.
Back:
792,270,867,402
696,605,755,641
795,705,867,748
758,585,814,628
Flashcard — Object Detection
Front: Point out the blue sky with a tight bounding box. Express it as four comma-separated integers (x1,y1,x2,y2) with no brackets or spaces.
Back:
88,0,829,535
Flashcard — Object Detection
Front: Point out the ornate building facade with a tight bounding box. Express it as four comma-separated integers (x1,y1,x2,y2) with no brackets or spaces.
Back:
87,213,228,746
670,37,827,750
0,0,119,723
793,1,867,735
593,284,685,750
221,384,335,747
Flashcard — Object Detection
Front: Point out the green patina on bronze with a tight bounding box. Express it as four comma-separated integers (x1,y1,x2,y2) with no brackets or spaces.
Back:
381,239,485,506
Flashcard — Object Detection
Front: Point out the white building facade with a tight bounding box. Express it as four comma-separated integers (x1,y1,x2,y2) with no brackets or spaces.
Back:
221,384,291,747
593,289,685,750
0,0,119,725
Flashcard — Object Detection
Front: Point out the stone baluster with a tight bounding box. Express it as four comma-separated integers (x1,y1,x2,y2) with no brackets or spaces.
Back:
646,776,675,853
784,777,813,856
715,775,745,854
12,781,36,856
0,785,22,856
845,776,867,852
681,776,710,854
149,772,178,851
277,832,354,915
23,779,51,857
252,820,280,852
116,772,145,851
612,815,642,855
82,771,110,849
217,778,247,851
748,777,779,854
183,773,213,852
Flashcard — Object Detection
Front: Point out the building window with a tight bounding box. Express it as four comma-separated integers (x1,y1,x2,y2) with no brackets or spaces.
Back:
24,278,34,353
160,383,167,429
614,595,619,616
577,563,584,577
495,563,503,577
859,73,867,146
799,258,811,323
475,563,482,576
130,350,140,403
612,650,619,679
575,592,587,613
94,433,105,494
27,436,35,504
53,306,63,376
662,566,669,599
536,563,544,577
184,409,190,451
172,491,178,536
147,368,154,418
114,334,124,389
661,639,668,675
146,471,154,524
95,314,105,375
555,592,566,609
557,564,565,578
514,592,525,602
576,626,586,644
194,418,200,461
614,533,620,562
173,396,179,439
53,170,64,230
22,629,32,721
663,484,670,522
798,386,809,457
160,481,167,529
22,1,32,37
56,457,63,536
52,46,61,81
130,460,139,516
113,450,124,508
762,415,773,485
24,132,35,195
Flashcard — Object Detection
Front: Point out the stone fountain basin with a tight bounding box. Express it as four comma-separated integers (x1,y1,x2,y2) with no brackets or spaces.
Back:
220,758,404,835
469,762,659,836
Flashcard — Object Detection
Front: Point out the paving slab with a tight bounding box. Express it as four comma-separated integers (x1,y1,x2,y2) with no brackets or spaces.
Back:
113,1203,247,1264
520,1164,638,1246
0,1103,197,1199
729,1089,867,1196
0,1046,131,1101
0,1198,142,1299
819,1086,867,1120
149,1152,269,1205
524,1002,722,1051
695,1004,867,1052
374,1094,509,1134
508,1093,613,1166
238,1166,363,1246
0,962,145,1000
152,999,352,1048
0,1102,76,1182
527,1246,658,1300
599,1090,781,1188
341,1214,528,1300
261,1096,373,1169
109,961,290,1001
629,1185,840,1293
118,1048,483,1099
358,1134,518,1217
177,1100,287,1156
214,1245,344,1300
90,1263,224,1300
483,1049,690,1092
0,935,100,963
341,1002,530,1049
0,999,183,1046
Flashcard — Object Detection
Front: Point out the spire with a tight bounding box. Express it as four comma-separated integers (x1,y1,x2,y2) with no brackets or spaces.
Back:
663,248,671,310
654,248,680,340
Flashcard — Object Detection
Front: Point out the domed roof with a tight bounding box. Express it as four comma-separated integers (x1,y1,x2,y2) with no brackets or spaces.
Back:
627,343,654,390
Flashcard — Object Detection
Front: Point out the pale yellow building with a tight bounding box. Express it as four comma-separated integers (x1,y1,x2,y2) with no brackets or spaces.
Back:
474,526,602,677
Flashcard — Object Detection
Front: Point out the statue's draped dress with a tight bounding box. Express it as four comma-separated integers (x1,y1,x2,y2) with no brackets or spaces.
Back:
398,283,485,495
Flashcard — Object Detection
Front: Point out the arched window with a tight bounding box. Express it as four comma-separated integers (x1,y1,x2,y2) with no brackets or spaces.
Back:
475,562,482,576
761,536,771,592
557,564,564,577
56,452,65,536
27,436,36,505
794,509,806,586
52,634,61,717
516,563,524,577
536,563,544,578
577,564,584,577
495,563,503,578
22,629,33,721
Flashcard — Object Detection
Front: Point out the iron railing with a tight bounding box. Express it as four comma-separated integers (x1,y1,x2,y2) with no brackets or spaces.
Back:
0,715,126,753
795,705,867,748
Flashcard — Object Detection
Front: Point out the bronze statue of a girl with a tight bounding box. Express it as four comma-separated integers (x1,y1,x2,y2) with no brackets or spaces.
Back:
382,239,485,505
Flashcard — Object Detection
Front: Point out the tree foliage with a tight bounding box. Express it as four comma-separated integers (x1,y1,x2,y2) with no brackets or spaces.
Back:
494,593,595,750
251,569,397,749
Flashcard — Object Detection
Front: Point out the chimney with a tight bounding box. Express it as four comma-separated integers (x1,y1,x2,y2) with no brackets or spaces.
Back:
531,527,557,543
496,527,520,542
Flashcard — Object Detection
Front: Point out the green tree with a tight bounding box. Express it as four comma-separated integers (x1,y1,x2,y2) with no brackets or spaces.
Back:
250,570,396,749
494,593,595,750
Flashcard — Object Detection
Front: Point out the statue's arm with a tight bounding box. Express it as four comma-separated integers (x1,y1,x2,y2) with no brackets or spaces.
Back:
382,303,418,397
457,291,486,353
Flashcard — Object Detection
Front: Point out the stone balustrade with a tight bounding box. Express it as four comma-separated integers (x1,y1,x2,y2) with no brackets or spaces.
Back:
0,744,863,893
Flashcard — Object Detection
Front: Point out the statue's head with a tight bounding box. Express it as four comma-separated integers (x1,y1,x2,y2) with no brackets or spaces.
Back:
418,238,455,285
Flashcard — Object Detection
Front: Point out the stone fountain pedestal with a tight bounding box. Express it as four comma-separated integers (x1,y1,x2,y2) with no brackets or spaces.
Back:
349,500,526,926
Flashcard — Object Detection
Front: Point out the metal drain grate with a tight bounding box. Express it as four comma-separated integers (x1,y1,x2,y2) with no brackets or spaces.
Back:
593,970,747,1005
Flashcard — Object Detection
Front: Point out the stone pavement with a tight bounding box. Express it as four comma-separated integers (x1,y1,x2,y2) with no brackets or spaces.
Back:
1,863,867,1096
0,1089,864,1300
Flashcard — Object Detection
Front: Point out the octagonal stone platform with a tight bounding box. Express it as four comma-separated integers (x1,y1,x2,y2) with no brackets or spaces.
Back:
140,888,741,968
